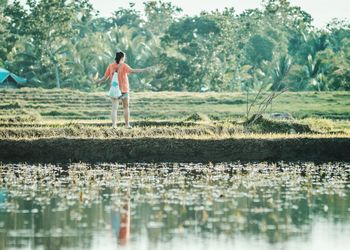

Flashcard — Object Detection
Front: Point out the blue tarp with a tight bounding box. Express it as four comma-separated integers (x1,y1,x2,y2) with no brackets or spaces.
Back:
0,67,27,85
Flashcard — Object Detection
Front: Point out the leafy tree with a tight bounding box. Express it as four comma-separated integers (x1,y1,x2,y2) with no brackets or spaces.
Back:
0,0,7,7
284,64,309,91
245,35,274,68
263,0,313,31
144,0,182,36
318,41,350,90
1,0,349,92
326,19,350,52
0,0,18,66
5,0,92,88
0,11,9,65
321,20,350,90
159,14,225,91
88,17,114,33
112,3,143,29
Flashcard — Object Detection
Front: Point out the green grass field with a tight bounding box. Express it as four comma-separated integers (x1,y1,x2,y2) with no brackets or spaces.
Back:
0,88,349,138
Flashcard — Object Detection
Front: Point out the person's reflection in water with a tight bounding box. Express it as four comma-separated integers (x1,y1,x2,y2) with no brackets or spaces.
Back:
0,188,7,204
112,199,131,246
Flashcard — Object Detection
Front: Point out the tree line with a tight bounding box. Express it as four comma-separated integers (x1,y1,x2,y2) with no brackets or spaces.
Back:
0,0,349,91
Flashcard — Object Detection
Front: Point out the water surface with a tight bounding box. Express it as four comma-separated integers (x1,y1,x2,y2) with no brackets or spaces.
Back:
0,162,350,250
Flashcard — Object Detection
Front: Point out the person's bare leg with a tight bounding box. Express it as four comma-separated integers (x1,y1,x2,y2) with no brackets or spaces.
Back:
111,98,118,128
122,97,130,127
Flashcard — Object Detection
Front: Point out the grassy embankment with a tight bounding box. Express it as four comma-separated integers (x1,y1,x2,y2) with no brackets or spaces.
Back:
0,88,350,139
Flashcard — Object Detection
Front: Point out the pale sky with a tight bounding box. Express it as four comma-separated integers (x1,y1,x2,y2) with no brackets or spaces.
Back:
92,0,350,28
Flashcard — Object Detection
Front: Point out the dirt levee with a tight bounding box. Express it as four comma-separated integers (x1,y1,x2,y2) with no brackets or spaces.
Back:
0,138,349,163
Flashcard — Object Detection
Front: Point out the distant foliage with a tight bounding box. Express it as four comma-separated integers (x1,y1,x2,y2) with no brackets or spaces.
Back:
0,0,349,91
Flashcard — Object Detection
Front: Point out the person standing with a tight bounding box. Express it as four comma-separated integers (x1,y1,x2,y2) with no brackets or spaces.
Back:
96,51,151,128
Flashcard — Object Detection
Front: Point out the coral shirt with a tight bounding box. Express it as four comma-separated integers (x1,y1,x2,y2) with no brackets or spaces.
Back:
104,62,132,93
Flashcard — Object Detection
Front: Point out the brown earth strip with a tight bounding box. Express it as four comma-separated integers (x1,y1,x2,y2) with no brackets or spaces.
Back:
0,138,349,164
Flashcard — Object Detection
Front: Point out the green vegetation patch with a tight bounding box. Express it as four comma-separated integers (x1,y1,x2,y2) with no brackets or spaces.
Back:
0,102,23,110
245,115,313,134
185,113,211,122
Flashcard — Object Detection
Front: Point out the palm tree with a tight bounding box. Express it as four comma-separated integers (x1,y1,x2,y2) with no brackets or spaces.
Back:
271,55,292,90
308,33,328,57
305,54,323,91
10,40,53,86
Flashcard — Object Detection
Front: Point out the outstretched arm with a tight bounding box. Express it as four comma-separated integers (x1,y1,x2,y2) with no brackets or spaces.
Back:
129,67,154,74
96,76,107,85
95,65,111,85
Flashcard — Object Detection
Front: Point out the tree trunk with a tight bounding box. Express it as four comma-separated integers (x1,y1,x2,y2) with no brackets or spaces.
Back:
55,65,60,88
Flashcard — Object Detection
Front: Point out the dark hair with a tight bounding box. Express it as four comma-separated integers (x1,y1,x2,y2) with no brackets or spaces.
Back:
115,51,125,64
